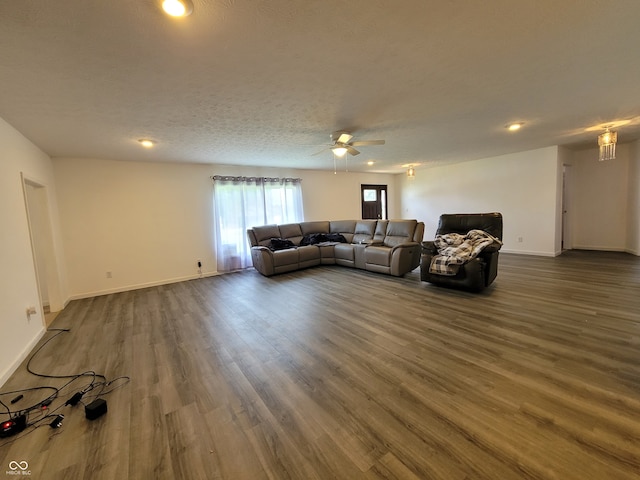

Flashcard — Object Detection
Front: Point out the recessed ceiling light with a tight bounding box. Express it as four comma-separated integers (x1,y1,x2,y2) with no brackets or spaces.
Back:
367,161,375,166
507,122,524,131
138,139,155,148
161,0,193,17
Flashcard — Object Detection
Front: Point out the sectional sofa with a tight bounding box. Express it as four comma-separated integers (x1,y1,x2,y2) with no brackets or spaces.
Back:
247,219,424,277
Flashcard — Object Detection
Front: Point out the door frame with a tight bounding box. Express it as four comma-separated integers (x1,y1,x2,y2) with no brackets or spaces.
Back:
361,184,388,220
21,173,63,323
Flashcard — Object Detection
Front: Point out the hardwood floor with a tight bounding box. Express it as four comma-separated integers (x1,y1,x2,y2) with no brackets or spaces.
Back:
1,250,639,479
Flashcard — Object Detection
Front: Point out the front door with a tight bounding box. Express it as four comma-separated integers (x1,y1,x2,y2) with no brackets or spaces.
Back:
361,184,387,220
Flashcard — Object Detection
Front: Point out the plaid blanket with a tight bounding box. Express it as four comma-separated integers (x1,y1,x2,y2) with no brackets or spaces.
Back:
429,229,502,275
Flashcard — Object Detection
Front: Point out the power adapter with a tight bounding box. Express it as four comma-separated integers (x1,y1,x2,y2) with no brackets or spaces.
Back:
85,399,107,420
49,414,64,429
0,414,27,438
65,392,84,406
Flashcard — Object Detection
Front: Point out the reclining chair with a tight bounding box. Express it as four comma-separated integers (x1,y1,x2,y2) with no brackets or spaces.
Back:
420,213,503,291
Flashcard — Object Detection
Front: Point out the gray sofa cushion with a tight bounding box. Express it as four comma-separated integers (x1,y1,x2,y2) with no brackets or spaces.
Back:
334,243,355,261
279,223,304,245
330,220,357,243
300,221,330,235
298,245,322,269
373,220,388,243
253,224,281,246
353,220,376,244
364,246,391,267
272,248,298,267
384,220,417,247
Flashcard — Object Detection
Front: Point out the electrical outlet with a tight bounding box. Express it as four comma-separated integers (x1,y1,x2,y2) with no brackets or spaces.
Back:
106,271,112,278
517,237,523,243
197,260,202,268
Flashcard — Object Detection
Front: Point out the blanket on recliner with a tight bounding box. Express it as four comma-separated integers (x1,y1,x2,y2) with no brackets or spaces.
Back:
429,229,502,276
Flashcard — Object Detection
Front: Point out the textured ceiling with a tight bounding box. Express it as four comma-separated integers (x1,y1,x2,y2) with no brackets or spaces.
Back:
1,0,640,173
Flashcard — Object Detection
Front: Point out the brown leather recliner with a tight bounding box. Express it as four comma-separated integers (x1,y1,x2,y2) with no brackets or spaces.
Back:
420,213,503,291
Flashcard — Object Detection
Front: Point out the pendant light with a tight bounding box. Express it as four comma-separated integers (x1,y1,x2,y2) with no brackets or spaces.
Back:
598,127,617,161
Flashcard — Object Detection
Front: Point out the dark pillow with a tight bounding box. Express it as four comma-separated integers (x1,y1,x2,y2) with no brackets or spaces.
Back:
300,233,329,246
269,238,296,251
299,234,313,246
326,233,347,243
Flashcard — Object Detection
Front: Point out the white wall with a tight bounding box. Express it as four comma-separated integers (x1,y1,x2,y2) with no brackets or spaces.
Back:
0,117,66,385
302,170,398,221
53,157,398,299
399,147,561,255
569,144,630,252
54,158,218,300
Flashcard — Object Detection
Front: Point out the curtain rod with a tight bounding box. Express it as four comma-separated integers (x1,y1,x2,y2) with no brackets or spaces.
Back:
210,175,302,183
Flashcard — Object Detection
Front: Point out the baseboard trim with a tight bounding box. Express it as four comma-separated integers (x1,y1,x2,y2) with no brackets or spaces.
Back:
500,248,556,257
0,327,46,387
67,271,222,301
571,245,626,252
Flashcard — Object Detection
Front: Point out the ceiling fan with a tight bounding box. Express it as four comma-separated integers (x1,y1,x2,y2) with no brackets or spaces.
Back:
311,131,385,157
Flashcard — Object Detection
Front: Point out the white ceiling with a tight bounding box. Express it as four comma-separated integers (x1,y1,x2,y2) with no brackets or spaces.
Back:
1,0,640,173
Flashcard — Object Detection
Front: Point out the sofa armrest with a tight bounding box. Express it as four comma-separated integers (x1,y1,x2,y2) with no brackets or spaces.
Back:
421,241,437,254
250,246,275,276
481,241,502,254
389,242,421,276
390,241,420,252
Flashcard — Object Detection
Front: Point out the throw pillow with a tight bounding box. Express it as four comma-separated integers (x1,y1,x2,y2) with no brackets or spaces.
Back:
269,238,295,251
326,233,347,243
300,233,329,245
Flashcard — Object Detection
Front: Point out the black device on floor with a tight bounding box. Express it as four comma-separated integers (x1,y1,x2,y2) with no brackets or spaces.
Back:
0,414,27,438
85,399,107,420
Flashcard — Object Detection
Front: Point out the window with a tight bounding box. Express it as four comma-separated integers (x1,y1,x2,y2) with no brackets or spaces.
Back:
212,176,303,272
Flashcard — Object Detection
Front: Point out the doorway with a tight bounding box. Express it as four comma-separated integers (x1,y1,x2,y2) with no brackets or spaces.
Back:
361,184,388,220
561,165,572,251
22,174,62,326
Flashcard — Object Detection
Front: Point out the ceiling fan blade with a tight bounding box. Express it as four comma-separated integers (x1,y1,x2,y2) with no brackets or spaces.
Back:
311,147,330,156
336,133,353,144
346,146,360,156
351,139,385,147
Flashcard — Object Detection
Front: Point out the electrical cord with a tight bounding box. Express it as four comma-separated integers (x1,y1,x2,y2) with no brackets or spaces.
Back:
0,373,99,420
0,328,130,443
0,386,59,417
26,330,106,383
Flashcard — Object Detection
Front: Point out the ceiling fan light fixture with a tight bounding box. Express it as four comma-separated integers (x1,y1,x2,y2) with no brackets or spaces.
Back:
332,146,348,157
161,0,193,17
598,127,617,161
